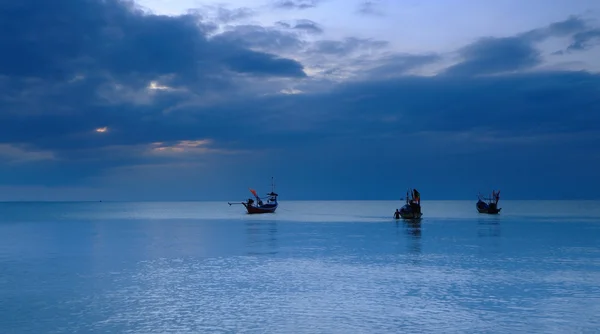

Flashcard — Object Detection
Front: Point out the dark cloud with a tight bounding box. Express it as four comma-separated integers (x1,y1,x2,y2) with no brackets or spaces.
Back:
0,0,308,187
187,5,255,24
213,25,306,52
324,71,600,136
273,0,323,10
546,15,589,36
442,16,600,77
520,16,600,53
365,53,440,78
223,52,306,77
1,4,599,199
7,69,598,157
214,7,254,23
521,15,589,41
357,0,384,16
0,0,305,84
311,37,388,55
276,19,323,34
4,69,600,198
443,37,541,76
168,71,600,199
568,28,600,51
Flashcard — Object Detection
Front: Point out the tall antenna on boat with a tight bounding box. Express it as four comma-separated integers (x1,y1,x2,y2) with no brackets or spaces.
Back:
271,176,275,193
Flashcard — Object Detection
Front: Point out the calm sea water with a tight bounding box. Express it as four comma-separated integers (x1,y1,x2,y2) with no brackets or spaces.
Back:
0,200,599,333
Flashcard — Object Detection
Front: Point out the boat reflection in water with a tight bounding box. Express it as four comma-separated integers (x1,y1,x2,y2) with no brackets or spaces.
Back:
397,219,422,261
477,218,501,238
403,220,422,239
476,218,501,255
245,221,278,256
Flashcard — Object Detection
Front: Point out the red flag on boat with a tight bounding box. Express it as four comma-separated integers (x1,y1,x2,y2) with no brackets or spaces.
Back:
249,188,258,197
413,189,420,203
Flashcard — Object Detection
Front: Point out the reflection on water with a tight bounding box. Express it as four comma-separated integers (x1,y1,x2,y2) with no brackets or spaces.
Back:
477,219,501,238
476,219,501,256
403,220,422,239
2,201,600,333
246,222,278,255
397,220,422,259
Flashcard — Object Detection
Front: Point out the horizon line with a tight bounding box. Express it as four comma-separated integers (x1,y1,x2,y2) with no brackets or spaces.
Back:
0,199,599,203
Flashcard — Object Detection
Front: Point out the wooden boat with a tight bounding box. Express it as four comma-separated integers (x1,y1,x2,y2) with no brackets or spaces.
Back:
229,177,278,214
476,190,501,214
396,188,422,219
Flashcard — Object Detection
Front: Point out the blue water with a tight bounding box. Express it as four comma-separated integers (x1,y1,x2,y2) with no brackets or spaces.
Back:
1,201,599,333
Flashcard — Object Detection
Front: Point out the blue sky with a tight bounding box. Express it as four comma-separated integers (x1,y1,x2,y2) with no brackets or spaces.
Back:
1,0,599,201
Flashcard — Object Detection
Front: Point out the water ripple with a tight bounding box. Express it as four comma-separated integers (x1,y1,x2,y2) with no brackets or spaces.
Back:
49,255,598,333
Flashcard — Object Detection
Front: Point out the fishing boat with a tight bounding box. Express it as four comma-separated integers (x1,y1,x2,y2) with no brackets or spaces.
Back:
476,190,501,214
229,178,279,214
396,188,422,219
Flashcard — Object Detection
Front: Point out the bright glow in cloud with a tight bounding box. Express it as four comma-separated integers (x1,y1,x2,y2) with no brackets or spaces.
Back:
151,140,214,154
280,88,303,94
148,81,171,90
95,127,108,133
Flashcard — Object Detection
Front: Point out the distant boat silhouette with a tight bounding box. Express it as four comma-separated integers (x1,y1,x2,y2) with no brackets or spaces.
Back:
476,190,501,214
229,177,278,214
395,188,422,219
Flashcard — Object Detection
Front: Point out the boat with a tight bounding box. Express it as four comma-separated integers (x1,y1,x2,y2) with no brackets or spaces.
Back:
229,177,279,214
476,190,501,214
397,188,422,219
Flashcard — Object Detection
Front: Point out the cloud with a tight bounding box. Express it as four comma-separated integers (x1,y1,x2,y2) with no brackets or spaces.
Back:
0,144,55,164
189,5,255,24
223,52,307,77
214,7,255,23
278,71,600,140
1,4,599,199
443,37,542,76
310,37,388,55
521,15,590,41
261,70,600,199
357,0,384,16
149,139,235,156
0,0,308,139
5,66,600,198
213,25,306,52
0,0,311,189
568,28,600,51
276,19,323,34
520,15,600,53
365,53,441,78
273,0,323,10
0,0,305,85
442,16,600,77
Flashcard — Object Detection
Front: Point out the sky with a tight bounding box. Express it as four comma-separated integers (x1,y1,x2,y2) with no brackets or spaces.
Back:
1,0,599,201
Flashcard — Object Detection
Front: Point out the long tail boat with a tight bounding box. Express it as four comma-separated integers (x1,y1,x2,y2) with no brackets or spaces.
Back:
229,177,278,214
476,190,501,214
397,188,422,219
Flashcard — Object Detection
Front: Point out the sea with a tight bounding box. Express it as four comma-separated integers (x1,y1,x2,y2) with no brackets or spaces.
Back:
0,200,599,333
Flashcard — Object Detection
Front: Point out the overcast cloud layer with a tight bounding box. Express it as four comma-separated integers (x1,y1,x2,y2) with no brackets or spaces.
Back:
1,0,599,200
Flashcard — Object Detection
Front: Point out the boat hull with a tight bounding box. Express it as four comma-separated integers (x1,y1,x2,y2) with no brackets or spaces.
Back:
400,212,422,219
400,204,422,219
476,201,501,214
243,203,277,214
477,207,501,214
